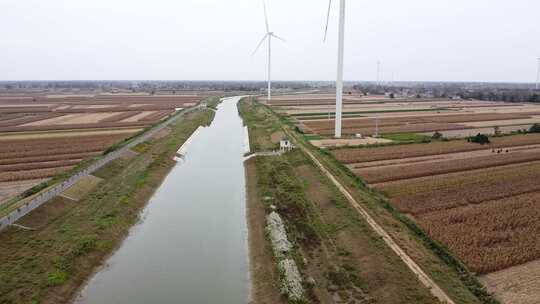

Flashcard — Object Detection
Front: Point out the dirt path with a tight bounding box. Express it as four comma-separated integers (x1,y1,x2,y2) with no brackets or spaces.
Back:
286,129,456,304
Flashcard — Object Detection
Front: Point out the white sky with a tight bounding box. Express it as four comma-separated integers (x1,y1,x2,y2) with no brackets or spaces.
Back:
1,0,539,82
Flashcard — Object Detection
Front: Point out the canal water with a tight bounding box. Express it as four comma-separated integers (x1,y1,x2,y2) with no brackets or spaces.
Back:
75,97,249,304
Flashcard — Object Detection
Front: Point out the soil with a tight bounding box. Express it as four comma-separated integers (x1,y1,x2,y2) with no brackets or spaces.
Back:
120,111,158,122
310,137,392,148
480,258,540,304
0,128,141,140
0,179,46,204
23,113,121,126
270,131,285,144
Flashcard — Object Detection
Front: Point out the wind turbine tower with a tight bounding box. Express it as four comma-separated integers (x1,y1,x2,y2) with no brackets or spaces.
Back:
324,0,346,138
253,0,285,102
536,58,540,90
377,61,381,86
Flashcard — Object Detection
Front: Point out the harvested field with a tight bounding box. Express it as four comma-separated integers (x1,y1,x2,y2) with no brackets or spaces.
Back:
71,104,116,109
139,110,174,122
0,93,200,132
0,179,46,204
120,111,158,122
378,161,540,215
0,131,132,202
99,111,141,123
0,152,101,166
0,128,139,140
0,133,129,157
23,113,121,126
463,117,540,127
0,166,74,182
419,125,532,138
0,159,82,173
333,133,540,164
0,93,191,205
301,113,532,136
417,191,540,274
480,258,540,304
356,147,540,184
325,102,540,296
310,137,392,148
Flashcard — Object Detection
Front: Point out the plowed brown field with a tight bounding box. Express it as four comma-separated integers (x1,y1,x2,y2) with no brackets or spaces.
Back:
333,133,540,164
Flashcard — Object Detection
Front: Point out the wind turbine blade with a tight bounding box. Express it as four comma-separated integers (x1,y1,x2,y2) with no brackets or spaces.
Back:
252,34,269,56
271,33,286,42
323,0,332,42
262,0,270,33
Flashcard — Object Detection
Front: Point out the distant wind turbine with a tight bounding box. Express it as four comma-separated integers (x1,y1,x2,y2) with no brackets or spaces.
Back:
253,0,285,102
324,0,346,138
536,58,540,90
377,61,381,86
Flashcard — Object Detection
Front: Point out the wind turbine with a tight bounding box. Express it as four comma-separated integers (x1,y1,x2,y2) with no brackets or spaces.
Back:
536,58,540,90
253,0,285,102
324,0,346,138
377,60,381,86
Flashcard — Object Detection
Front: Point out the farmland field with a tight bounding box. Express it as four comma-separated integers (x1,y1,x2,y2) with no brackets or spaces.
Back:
271,93,540,303
0,93,201,205
334,133,540,163
268,93,540,143
325,128,540,302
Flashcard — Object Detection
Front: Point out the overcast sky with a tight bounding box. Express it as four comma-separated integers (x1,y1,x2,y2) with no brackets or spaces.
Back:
1,0,539,82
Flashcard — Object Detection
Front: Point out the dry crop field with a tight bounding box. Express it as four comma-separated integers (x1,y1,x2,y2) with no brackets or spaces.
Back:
330,132,540,302
267,93,540,139
0,94,199,132
0,93,201,204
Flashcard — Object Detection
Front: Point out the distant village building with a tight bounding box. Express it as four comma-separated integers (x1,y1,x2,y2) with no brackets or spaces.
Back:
280,137,294,152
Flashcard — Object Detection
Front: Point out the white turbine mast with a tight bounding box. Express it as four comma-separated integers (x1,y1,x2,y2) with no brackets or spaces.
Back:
536,57,540,90
252,0,285,102
324,0,346,138
377,60,381,86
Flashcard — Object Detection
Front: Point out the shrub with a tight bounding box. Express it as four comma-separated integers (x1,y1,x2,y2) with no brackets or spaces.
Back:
530,124,540,133
46,270,68,286
468,133,490,145
432,131,443,140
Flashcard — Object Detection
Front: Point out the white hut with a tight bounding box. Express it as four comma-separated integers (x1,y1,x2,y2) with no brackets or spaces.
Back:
280,137,294,152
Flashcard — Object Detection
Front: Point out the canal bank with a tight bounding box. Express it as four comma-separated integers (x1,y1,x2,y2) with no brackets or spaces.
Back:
74,97,250,304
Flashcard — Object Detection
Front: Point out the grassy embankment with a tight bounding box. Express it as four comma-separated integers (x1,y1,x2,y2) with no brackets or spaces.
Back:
266,99,500,304
239,97,441,304
0,108,215,304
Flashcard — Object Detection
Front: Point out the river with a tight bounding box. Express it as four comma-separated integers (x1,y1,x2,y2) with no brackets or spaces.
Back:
74,97,250,304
